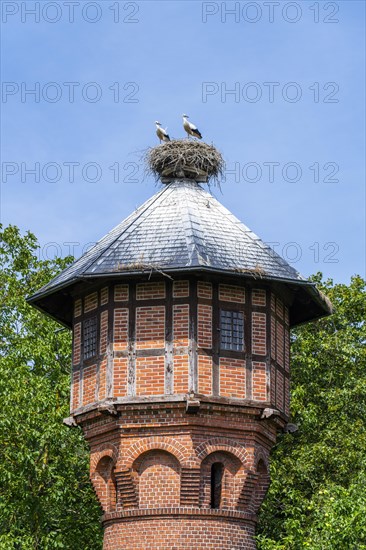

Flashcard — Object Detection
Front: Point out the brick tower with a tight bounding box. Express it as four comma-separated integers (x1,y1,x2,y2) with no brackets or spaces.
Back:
29,143,331,549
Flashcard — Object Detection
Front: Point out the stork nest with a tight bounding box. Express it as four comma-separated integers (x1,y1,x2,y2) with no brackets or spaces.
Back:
145,140,225,185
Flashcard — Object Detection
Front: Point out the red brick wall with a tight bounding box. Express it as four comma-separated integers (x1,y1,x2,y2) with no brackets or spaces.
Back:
219,358,246,399
83,364,96,405
252,362,267,401
136,306,165,349
136,281,165,300
113,308,128,351
173,280,189,297
136,451,180,509
173,304,189,347
219,284,245,303
114,358,128,397
103,517,256,550
173,355,189,394
198,355,212,394
136,356,164,395
197,304,212,348
252,312,266,356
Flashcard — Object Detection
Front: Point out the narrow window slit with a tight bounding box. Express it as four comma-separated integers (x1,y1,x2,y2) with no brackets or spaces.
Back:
210,462,224,509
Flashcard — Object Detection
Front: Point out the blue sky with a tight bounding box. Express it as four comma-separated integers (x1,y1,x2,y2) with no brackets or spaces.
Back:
1,0,365,283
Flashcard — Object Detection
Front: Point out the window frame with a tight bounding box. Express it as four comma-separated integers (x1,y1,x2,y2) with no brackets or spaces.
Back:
83,315,98,360
219,309,244,352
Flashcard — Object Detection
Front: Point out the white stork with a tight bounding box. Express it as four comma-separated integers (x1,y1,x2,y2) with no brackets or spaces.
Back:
182,114,202,139
155,121,170,143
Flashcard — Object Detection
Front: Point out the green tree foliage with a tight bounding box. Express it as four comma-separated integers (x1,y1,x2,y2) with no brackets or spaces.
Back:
0,225,103,549
257,274,366,549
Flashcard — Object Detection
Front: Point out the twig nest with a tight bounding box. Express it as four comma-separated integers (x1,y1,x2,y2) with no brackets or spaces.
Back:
145,140,225,184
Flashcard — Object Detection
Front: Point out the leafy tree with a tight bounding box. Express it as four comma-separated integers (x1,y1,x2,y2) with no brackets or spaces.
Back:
257,274,366,549
0,225,103,550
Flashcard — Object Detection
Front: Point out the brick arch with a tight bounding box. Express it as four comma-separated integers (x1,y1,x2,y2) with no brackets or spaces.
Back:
195,438,247,465
124,437,187,468
90,443,119,472
253,447,269,471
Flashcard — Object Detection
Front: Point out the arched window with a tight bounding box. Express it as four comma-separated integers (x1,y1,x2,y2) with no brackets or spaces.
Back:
210,462,224,509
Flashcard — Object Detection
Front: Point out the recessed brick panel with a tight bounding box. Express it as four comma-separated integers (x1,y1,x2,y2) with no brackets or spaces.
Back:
100,310,108,354
73,322,81,365
252,289,266,307
271,316,276,360
138,451,180,509
82,364,97,405
114,358,128,397
173,355,189,394
113,308,128,351
197,304,212,348
84,292,98,313
72,370,80,410
74,298,82,318
219,284,245,303
285,328,290,372
173,304,189,347
276,297,284,320
197,281,212,299
136,357,164,395
136,281,165,300
252,312,266,356
276,370,284,410
219,358,245,398
114,284,129,302
276,321,284,367
98,359,107,400
173,280,189,297
252,361,267,401
136,306,165,349
198,355,212,394
100,286,109,306
270,365,276,404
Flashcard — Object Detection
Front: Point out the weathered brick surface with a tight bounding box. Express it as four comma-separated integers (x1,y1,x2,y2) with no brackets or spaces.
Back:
252,362,267,401
100,310,108,354
136,451,180,509
73,322,81,365
83,364,97,405
136,356,164,395
173,280,189,297
101,287,109,306
198,355,212,395
114,358,128,397
136,306,165,349
252,289,266,307
114,284,129,302
113,308,128,351
173,355,189,394
197,281,212,299
197,304,212,348
74,298,82,318
103,517,256,550
219,284,245,303
99,359,107,401
252,312,266,356
173,304,189,347
85,291,98,312
136,281,165,300
219,358,246,398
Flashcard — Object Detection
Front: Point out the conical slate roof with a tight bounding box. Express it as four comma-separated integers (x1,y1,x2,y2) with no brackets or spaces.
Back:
28,180,331,326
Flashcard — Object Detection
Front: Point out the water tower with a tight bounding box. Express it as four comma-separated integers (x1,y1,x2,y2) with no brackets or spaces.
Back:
28,141,331,549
